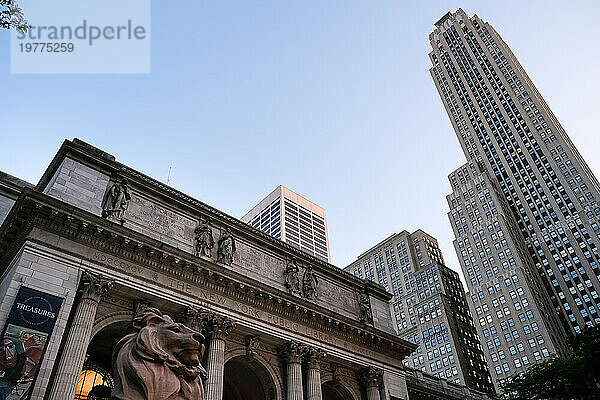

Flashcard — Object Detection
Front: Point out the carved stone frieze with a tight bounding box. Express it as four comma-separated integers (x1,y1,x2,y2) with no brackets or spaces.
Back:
21,202,415,362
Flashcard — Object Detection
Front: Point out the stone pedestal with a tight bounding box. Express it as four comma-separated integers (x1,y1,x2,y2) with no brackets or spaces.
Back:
47,271,114,400
305,346,326,400
279,341,305,400
359,366,384,400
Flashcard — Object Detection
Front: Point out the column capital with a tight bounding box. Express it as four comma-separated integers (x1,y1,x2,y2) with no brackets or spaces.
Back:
279,341,304,364
182,306,209,331
358,366,383,389
79,270,114,302
303,345,326,369
205,313,235,340
184,307,235,340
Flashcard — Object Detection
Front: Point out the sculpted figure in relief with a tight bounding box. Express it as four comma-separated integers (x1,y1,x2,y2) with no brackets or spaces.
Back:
112,307,207,400
283,258,301,295
302,265,318,300
357,288,373,325
194,218,214,258
245,335,260,357
217,228,236,265
101,179,131,222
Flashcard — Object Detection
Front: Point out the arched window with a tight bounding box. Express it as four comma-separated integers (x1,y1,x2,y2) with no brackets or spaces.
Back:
73,361,114,400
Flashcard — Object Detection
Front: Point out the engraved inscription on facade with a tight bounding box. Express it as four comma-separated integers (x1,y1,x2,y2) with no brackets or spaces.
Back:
318,278,358,318
88,248,380,361
237,242,286,288
126,193,196,248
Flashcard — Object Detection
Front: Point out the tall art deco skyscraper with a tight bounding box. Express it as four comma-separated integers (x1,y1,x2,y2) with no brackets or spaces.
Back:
430,9,600,389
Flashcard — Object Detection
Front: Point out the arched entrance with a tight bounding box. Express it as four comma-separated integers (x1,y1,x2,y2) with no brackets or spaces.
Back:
74,319,129,400
223,356,277,400
322,380,355,400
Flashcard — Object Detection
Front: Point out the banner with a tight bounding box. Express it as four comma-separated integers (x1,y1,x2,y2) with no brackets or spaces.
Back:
0,286,63,400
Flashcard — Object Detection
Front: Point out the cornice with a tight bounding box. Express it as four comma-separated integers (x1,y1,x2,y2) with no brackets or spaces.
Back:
0,171,34,200
0,189,416,360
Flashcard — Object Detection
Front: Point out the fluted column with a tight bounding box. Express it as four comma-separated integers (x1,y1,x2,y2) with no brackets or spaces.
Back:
47,271,114,400
358,366,383,400
304,346,326,400
186,308,234,400
279,341,304,400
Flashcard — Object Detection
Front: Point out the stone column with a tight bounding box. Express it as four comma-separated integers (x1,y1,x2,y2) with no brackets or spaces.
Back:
47,271,114,400
279,341,305,400
304,346,326,400
358,366,384,400
186,308,234,400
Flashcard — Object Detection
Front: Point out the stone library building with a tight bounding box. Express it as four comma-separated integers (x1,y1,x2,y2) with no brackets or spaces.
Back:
430,8,600,392
0,139,490,400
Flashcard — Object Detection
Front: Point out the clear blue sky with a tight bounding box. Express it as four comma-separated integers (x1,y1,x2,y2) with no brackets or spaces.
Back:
1,1,599,275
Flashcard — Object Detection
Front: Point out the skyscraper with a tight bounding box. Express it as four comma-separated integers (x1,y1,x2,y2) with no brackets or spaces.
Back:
447,162,569,390
345,230,494,393
430,8,600,388
241,185,330,261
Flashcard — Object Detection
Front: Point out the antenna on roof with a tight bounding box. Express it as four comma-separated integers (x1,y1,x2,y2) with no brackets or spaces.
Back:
166,166,172,185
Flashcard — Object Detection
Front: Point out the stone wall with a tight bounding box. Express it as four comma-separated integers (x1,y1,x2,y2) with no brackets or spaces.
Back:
0,242,80,400
43,157,110,216
370,296,396,334
125,191,197,252
383,369,409,400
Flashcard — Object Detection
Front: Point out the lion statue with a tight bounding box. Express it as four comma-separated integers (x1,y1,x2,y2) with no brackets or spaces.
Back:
112,307,207,400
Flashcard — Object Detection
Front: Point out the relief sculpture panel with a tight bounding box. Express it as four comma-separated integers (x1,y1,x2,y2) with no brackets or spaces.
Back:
236,242,287,291
126,193,196,252
317,277,358,319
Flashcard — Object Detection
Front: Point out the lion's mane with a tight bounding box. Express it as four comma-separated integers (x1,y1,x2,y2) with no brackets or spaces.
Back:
111,308,207,400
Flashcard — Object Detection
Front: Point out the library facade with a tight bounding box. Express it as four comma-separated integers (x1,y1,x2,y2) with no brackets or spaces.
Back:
0,139,416,400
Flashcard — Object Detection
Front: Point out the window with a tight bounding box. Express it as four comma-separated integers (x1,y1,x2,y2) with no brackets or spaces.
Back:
514,358,522,368
74,362,114,400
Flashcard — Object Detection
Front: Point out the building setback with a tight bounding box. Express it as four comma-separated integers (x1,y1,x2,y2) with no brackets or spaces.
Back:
242,185,330,262
429,8,600,390
447,162,569,390
345,230,494,394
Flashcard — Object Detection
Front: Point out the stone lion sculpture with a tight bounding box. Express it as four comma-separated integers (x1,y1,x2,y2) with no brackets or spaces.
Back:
112,307,207,400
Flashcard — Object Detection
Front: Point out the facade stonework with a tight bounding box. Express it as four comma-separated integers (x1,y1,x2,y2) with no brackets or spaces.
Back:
0,139,416,400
